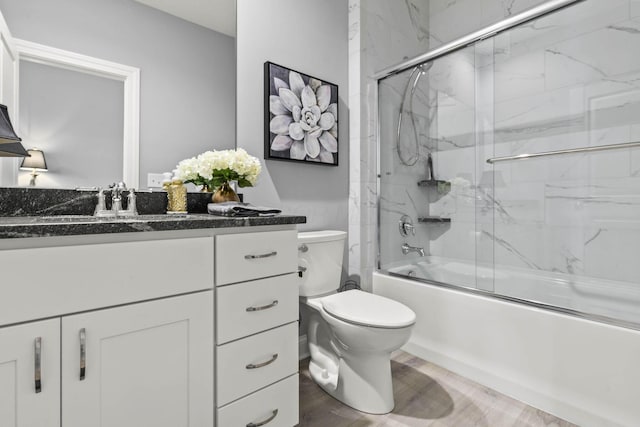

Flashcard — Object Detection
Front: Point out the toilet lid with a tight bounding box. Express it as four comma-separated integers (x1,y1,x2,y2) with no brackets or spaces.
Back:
320,290,416,329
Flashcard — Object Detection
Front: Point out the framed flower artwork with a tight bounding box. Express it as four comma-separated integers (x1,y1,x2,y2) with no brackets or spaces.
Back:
264,62,338,166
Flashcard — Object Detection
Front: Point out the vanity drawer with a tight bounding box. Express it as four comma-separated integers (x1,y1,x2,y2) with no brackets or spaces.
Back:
216,322,298,406
217,374,299,427
215,230,297,285
0,237,214,326
217,274,298,344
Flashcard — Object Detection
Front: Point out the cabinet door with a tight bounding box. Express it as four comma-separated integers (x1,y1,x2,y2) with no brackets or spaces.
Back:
0,319,60,427
62,292,214,427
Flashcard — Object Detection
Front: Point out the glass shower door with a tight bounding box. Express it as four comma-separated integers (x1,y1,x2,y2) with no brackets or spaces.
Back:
378,46,490,291
488,0,640,323
378,0,640,327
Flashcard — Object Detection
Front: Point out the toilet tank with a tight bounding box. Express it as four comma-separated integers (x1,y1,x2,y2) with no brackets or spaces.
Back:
298,230,347,297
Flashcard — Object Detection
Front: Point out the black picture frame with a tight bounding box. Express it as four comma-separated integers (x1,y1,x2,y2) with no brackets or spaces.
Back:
264,61,339,166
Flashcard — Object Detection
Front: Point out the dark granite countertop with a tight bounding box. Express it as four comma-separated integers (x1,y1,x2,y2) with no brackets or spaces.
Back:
0,214,306,239
0,188,305,239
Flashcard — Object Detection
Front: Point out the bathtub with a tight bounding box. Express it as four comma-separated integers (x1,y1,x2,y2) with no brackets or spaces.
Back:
374,261,640,427
387,257,640,326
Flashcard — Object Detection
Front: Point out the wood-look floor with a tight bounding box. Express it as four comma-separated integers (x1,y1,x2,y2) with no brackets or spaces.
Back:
299,351,577,427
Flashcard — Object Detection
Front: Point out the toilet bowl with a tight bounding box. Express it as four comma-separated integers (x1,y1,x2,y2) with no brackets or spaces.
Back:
298,230,416,414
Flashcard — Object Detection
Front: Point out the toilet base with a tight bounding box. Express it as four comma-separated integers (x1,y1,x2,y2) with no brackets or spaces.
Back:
303,294,413,415
313,351,395,414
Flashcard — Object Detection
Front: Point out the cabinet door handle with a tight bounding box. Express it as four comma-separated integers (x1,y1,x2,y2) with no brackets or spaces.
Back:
79,328,86,381
246,300,278,312
244,251,277,260
34,337,42,393
245,353,278,370
247,409,278,427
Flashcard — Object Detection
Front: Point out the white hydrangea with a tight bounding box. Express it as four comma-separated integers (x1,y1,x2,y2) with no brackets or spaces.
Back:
175,148,262,188
175,156,200,181
231,148,262,184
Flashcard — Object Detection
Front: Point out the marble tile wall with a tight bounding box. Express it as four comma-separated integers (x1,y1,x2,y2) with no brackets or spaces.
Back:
352,0,550,290
353,0,441,290
489,0,640,286
353,0,640,291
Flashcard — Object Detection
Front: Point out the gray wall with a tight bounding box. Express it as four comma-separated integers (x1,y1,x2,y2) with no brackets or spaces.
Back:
236,0,349,339
236,0,349,234
0,0,236,188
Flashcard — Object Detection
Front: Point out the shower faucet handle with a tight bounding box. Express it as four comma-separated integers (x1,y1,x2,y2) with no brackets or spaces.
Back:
399,215,415,237
403,223,415,235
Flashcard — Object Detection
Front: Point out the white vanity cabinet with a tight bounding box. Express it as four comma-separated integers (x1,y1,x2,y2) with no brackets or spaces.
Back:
0,234,215,427
0,223,302,427
215,230,300,427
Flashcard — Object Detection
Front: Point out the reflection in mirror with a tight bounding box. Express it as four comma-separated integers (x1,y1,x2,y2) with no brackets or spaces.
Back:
0,0,236,190
19,148,48,187
19,61,125,188
15,40,136,188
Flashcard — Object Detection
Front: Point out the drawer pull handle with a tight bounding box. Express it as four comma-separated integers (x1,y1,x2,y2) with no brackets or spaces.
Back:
34,337,42,393
246,353,278,370
246,300,279,312
79,328,86,381
247,409,278,427
244,251,277,260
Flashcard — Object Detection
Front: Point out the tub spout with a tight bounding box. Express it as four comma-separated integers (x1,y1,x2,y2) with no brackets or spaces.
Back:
401,243,425,257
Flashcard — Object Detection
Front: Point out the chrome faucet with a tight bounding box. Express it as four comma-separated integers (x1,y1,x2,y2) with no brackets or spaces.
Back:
126,189,138,216
94,182,138,217
401,243,425,257
110,182,126,216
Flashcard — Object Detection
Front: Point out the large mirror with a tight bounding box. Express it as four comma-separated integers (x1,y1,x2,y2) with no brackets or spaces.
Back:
0,0,236,190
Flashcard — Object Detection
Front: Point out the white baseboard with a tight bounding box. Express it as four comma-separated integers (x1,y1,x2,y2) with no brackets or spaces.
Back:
299,334,309,360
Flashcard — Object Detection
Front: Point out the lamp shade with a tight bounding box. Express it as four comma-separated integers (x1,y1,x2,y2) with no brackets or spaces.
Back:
0,141,30,157
20,149,48,171
0,104,28,157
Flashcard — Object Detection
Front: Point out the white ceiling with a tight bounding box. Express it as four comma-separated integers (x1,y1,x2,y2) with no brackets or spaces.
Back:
134,0,236,37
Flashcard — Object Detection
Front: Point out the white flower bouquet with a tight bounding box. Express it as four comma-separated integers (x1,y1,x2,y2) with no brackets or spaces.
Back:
175,148,262,191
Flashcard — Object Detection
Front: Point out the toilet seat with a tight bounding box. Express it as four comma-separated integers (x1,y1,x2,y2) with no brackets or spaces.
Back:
320,290,416,329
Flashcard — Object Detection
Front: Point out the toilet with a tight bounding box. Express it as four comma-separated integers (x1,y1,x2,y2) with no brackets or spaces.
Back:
298,230,416,414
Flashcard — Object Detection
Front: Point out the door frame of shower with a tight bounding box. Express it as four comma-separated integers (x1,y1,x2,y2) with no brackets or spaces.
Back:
373,0,640,332
373,0,584,82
